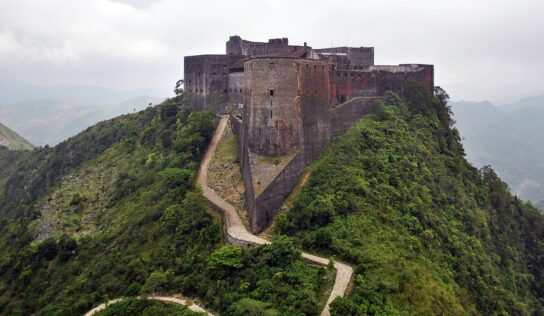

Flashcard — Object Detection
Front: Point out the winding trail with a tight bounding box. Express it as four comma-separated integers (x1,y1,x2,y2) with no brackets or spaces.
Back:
83,296,214,316
84,115,353,316
198,116,354,316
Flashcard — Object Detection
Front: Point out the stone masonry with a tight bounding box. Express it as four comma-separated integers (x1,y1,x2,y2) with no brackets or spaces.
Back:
185,36,434,232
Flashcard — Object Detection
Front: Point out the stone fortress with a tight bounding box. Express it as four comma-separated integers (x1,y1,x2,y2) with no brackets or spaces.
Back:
184,35,434,233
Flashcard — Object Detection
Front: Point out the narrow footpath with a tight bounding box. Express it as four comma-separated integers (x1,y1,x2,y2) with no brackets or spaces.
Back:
84,115,353,316
83,296,214,316
197,116,354,316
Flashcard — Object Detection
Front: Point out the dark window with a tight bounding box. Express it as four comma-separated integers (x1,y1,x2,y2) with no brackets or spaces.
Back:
269,90,274,96
224,89,227,93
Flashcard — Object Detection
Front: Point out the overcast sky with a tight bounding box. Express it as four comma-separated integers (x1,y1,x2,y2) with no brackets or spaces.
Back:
0,0,542,102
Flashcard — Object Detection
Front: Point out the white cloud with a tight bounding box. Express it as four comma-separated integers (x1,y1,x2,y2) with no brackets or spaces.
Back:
0,0,542,101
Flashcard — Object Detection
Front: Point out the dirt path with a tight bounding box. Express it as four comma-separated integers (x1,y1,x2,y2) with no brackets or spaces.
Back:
83,296,214,316
198,116,353,316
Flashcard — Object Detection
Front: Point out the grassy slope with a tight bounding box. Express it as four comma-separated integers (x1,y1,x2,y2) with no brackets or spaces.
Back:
0,97,331,316
0,122,33,150
278,86,544,315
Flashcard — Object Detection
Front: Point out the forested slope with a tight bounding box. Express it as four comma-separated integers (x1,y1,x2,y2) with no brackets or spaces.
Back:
0,97,329,315
278,83,544,315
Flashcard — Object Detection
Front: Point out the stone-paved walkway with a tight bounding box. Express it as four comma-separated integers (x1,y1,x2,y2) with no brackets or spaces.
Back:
198,116,354,316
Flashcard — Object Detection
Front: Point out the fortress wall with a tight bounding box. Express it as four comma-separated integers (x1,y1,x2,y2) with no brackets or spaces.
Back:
316,47,374,67
254,153,305,232
245,58,301,156
227,35,307,57
248,59,332,232
347,47,375,67
331,97,379,135
408,64,434,90
330,70,379,105
184,55,230,111
299,95,332,163
230,114,258,232
228,72,244,110
329,67,434,106
296,59,332,164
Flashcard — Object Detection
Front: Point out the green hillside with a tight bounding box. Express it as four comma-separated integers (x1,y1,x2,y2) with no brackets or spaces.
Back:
277,83,544,315
0,122,33,150
1,85,543,316
0,97,330,315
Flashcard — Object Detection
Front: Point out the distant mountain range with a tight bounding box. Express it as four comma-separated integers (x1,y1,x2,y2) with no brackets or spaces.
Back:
0,121,33,150
0,80,170,146
451,95,544,208
0,96,165,146
0,79,171,105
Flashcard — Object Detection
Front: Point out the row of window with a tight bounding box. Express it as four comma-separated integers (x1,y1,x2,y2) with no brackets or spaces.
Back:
335,72,374,79
186,72,228,77
186,88,242,94
293,63,327,72
186,64,227,72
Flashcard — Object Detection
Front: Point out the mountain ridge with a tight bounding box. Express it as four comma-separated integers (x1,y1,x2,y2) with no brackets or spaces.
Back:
0,121,33,150
451,97,544,205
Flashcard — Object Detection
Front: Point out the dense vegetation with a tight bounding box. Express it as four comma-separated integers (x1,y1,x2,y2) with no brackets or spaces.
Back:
0,96,329,315
278,82,544,315
94,298,204,316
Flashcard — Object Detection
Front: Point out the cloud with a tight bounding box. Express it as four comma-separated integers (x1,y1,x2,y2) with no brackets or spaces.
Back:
0,0,542,101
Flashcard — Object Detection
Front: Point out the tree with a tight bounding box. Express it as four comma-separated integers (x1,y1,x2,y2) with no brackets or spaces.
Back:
141,270,172,295
227,298,281,316
174,79,184,96
259,235,300,267
207,245,245,275
38,238,58,261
